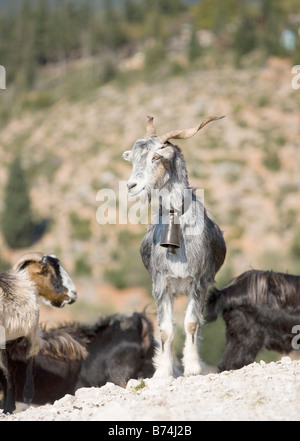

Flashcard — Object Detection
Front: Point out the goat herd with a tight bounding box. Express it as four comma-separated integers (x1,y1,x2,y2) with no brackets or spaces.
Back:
0,116,299,415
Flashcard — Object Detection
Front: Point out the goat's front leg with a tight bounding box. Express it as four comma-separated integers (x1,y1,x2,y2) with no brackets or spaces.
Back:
0,350,16,414
23,357,35,405
153,293,174,378
23,327,40,406
182,292,204,376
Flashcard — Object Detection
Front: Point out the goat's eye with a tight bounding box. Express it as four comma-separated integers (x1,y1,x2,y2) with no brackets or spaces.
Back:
152,154,161,162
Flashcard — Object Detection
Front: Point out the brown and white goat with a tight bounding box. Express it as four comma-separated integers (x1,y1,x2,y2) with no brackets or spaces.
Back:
0,252,77,414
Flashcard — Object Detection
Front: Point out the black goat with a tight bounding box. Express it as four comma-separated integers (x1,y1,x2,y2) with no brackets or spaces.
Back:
206,269,300,372
0,312,155,407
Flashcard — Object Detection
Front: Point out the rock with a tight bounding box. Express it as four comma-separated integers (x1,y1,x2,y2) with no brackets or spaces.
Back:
2,359,300,421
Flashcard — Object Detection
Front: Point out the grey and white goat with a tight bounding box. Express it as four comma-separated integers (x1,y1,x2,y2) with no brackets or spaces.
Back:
123,116,226,377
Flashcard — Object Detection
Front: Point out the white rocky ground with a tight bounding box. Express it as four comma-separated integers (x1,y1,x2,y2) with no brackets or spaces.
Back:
1,357,300,421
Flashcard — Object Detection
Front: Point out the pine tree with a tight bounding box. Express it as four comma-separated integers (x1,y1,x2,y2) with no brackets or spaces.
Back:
1,156,34,249
188,26,201,63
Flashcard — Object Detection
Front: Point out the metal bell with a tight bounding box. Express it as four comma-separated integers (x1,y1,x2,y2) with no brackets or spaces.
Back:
160,211,180,255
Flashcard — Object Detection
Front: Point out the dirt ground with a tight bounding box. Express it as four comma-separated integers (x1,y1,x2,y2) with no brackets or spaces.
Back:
1,357,300,421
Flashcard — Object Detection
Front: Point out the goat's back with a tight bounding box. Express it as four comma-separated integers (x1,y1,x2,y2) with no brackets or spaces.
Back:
206,270,300,322
76,312,155,388
0,270,39,341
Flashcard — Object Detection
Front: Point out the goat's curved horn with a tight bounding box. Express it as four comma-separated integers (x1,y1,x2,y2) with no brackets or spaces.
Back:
13,252,44,271
145,115,156,138
158,115,225,145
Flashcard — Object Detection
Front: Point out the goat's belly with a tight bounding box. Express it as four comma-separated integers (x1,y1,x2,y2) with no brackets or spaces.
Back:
166,257,190,278
4,328,26,342
153,245,195,279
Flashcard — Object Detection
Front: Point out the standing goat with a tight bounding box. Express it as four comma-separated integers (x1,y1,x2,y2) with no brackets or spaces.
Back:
0,252,77,414
123,116,226,377
206,270,300,372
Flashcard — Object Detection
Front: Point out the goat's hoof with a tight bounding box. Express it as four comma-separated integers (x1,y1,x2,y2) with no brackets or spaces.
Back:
183,364,202,377
153,367,173,379
3,409,14,415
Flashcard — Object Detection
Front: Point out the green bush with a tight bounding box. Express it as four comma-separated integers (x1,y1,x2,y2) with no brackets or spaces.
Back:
69,212,92,241
74,254,92,277
144,42,166,70
104,231,152,290
263,150,281,172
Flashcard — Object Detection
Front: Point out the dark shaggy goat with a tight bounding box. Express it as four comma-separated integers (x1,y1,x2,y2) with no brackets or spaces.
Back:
0,312,155,406
206,269,300,372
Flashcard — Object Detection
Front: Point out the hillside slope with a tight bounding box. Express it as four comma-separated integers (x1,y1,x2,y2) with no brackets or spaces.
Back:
0,58,299,307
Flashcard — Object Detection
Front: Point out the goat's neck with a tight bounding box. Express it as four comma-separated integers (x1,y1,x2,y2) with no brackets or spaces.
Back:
159,161,189,213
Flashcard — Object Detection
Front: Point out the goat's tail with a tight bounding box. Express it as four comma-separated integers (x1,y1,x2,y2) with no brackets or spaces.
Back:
205,287,227,322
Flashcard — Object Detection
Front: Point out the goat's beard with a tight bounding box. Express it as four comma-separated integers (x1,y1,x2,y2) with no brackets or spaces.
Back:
141,173,184,209
141,185,152,205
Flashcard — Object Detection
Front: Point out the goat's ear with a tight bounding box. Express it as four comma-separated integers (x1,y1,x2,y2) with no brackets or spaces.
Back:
123,151,132,162
29,261,47,275
16,259,42,272
16,260,31,271
157,145,175,161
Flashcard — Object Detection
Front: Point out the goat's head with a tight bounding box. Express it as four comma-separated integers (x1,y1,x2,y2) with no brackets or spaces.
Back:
123,115,224,199
13,252,77,308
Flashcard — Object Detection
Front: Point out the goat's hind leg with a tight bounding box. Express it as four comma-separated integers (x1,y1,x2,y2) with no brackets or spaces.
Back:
153,293,174,378
183,292,204,376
